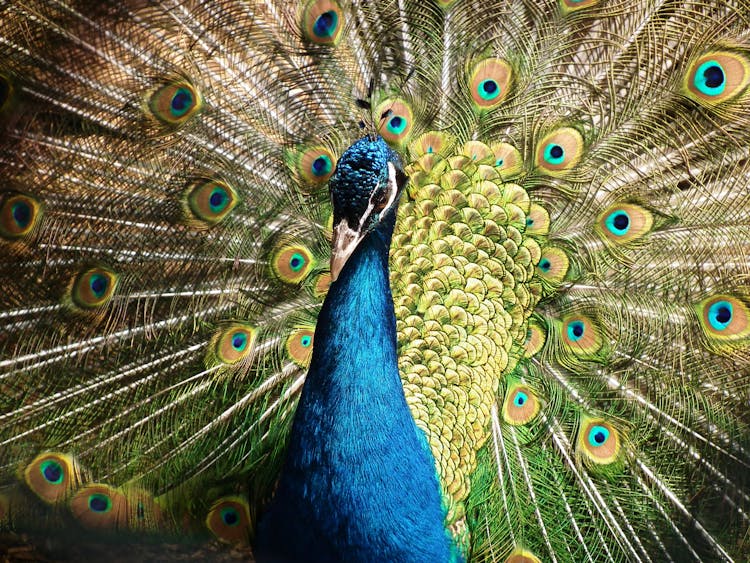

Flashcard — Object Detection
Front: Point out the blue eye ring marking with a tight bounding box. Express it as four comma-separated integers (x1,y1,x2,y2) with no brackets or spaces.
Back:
694,60,726,96
513,390,528,407
567,320,585,341
605,210,630,235
588,425,610,447
543,143,565,165
170,87,194,117
231,332,248,352
88,493,112,513
708,300,733,330
313,10,338,38
221,507,240,526
289,252,306,272
40,460,64,484
478,79,500,101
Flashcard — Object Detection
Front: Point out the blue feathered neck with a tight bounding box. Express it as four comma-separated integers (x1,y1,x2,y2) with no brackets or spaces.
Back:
256,206,459,562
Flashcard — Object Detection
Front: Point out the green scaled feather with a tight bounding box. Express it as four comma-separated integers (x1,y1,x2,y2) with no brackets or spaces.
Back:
1,0,750,561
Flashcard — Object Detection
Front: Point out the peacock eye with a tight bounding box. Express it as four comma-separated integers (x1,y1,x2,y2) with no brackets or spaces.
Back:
567,320,585,341
88,493,112,513
469,58,512,109
375,98,413,145
708,300,733,330
39,460,64,484
684,51,750,106
301,0,344,45
535,127,584,175
272,244,316,284
597,203,653,244
71,267,118,309
221,507,240,526
186,180,238,226
0,193,43,239
149,81,202,126
544,143,565,165
588,425,610,447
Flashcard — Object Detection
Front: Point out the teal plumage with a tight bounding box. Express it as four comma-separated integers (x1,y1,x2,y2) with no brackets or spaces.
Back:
1,0,750,561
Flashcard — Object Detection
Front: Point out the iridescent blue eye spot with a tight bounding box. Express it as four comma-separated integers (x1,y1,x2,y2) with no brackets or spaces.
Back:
539,258,551,273
11,201,31,228
478,79,500,101
170,87,194,117
89,273,108,298
231,332,248,352
387,115,407,135
588,425,610,447
605,210,630,236
694,60,726,96
289,252,306,272
312,155,332,177
708,300,733,330
513,391,528,407
300,335,312,348
209,187,228,213
543,143,565,165
40,460,64,485
526,217,534,227
495,158,504,166
313,11,338,38
89,493,111,513
427,146,434,154
221,507,240,526
567,320,585,341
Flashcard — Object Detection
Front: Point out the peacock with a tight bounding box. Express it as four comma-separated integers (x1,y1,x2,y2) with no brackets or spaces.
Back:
1,0,749,561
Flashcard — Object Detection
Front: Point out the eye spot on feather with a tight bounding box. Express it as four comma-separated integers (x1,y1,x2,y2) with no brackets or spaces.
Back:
287,328,315,367
297,146,336,186
88,493,112,513
502,383,540,426
71,485,127,529
696,295,750,341
302,0,343,45
148,81,202,126
525,204,550,235
469,58,512,109
71,267,118,309
535,127,583,175
577,419,620,464
206,497,251,544
272,244,316,284
597,203,653,244
490,142,523,178
522,321,546,358
24,453,80,504
0,193,43,239
375,99,413,145
214,324,257,365
684,51,750,106
561,314,602,357
536,247,569,284
40,460,64,485
186,180,238,226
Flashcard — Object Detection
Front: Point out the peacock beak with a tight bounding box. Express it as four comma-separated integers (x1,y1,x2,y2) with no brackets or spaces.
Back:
330,161,403,281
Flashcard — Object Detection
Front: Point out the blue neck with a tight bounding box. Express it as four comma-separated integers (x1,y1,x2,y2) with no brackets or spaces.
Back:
256,216,458,562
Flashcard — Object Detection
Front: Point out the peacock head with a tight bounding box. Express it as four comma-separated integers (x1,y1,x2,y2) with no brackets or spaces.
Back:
329,135,407,281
